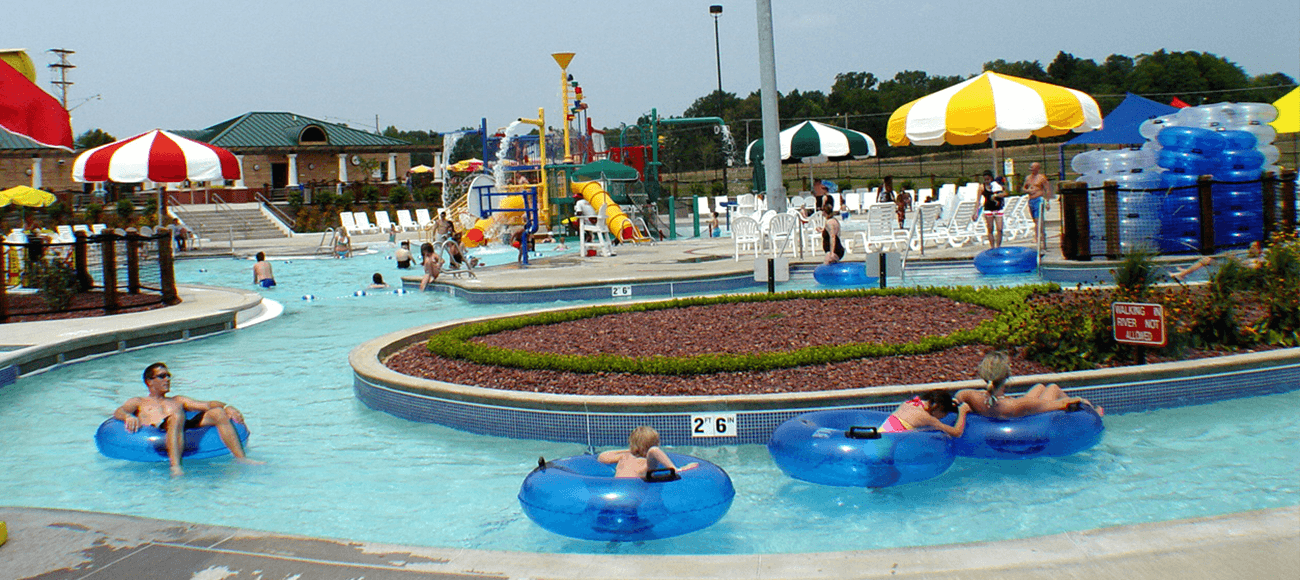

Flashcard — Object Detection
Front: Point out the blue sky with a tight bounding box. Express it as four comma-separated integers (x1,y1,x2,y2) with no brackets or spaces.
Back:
9,0,1298,140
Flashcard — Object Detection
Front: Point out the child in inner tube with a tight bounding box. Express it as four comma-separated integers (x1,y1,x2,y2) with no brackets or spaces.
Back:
956,351,1104,417
598,426,698,479
880,389,970,436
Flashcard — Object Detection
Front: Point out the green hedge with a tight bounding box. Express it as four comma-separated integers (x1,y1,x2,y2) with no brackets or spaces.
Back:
425,285,1054,375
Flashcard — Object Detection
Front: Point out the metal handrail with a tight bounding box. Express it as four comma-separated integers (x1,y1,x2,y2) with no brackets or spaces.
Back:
317,227,336,255
254,190,294,230
208,193,255,232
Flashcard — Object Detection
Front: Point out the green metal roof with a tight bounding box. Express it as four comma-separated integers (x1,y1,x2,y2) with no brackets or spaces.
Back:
183,112,415,149
0,127,58,150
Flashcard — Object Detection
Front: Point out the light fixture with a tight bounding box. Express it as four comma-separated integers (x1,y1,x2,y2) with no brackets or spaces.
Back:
24,168,33,176
253,164,261,170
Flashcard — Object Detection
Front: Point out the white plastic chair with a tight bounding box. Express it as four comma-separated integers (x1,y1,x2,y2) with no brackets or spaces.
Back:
765,212,799,257
856,203,908,253
844,192,861,214
731,216,762,261
802,211,826,252
735,193,756,215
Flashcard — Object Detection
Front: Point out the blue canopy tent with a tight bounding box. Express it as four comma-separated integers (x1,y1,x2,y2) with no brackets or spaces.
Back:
1059,93,1179,178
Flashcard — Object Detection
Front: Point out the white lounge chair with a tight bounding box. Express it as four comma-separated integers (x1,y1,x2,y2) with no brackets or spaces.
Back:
374,211,396,235
944,200,985,247
396,209,419,232
1003,195,1032,241
414,208,433,229
55,225,75,243
352,212,380,234
731,216,762,261
908,202,946,250
339,212,360,233
91,224,107,235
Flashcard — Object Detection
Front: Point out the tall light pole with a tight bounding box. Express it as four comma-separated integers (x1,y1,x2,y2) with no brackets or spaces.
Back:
710,5,728,193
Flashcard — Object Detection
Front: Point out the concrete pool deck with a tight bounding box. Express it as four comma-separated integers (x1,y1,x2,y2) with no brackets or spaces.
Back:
1,229,1296,579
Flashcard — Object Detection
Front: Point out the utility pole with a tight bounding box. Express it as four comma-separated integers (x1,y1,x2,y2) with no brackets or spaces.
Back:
710,5,728,192
48,48,75,109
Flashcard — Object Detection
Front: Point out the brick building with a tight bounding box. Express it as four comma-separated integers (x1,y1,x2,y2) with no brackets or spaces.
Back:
1,111,436,203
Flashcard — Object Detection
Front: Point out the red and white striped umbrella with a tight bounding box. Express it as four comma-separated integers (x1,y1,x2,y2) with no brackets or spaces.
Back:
72,129,240,183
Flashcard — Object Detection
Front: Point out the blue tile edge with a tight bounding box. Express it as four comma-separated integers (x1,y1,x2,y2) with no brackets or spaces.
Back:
354,358,1300,448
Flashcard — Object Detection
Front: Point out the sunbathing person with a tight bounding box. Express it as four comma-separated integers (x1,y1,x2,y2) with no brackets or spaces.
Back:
956,351,1102,418
597,426,698,479
880,389,969,437
112,362,261,476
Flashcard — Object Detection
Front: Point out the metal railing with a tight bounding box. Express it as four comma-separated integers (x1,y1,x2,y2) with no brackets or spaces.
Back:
1,228,179,322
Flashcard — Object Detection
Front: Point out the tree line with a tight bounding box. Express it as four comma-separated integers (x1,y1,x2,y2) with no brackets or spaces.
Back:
649,49,1296,174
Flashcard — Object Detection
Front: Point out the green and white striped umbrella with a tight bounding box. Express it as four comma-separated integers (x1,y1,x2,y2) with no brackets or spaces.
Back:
745,120,877,165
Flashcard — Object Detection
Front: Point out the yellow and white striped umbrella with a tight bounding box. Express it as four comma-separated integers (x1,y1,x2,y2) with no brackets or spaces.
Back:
887,72,1103,147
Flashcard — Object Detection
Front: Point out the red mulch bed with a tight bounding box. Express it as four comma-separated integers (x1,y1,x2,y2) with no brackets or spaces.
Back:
2,292,168,323
386,292,1287,397
386,295,1057,396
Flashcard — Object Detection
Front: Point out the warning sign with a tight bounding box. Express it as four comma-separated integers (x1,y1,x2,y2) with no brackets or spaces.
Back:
1112,302,1167,347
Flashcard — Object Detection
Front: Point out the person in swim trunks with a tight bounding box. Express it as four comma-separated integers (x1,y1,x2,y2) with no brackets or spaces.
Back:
821,204,845,264
955,351,1103,418
880,389,969,436
394,241,413,269
252,252,276,288
1022,162,1052,250
111,362,262,477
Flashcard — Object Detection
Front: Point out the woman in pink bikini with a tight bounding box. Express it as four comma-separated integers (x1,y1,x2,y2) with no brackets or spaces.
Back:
880,389,970,437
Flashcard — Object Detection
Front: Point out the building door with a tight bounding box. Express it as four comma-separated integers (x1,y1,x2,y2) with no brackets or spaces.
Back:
271,163,288,189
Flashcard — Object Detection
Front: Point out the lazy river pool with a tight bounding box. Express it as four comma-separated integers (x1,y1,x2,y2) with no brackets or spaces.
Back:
0,249,1295,555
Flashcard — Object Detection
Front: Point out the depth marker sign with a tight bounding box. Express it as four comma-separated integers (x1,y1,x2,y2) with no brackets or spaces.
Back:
1112,302,1167,347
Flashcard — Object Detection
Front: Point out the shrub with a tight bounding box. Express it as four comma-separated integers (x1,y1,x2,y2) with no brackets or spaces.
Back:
83,203,103,224
688,182,708,197
1254,231,1300,344
388,186,411,206
361,184,382,206
314,189,337,207
30,259,78,311
1113,249,1158,296
836,179,853,192
710,181,726,196
288,190,304,211
115,199,135,220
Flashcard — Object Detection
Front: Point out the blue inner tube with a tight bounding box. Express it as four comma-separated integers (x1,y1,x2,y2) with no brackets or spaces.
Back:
973,246,1037,275
767,409,956,488
95,411,250,462
518,453,734,542
952,405,1104,459
813,262,877,286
